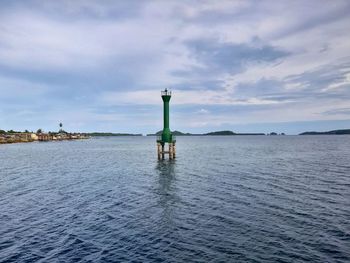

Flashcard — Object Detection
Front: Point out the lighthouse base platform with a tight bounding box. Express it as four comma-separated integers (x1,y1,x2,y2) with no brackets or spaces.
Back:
157,142,176,160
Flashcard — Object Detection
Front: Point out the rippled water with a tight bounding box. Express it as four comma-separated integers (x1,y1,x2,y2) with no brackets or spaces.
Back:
1,136,350,262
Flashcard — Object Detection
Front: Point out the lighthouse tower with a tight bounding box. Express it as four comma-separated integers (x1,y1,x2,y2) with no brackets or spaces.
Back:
157,89,176,159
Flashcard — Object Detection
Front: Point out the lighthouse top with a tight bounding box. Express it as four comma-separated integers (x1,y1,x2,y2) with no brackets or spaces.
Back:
161,88,171,96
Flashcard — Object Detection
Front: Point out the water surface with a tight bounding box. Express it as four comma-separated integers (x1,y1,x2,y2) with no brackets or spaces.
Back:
1,136,350,262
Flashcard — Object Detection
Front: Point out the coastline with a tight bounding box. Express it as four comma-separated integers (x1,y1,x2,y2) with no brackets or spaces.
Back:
0,132,89,144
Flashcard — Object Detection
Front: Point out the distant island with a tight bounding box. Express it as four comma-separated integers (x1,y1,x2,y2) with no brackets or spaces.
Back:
148,128,350,136
147,130,198,136
205,130,236,135
147,130,266,136
299,129,350,135
205,130,266,136
87,132,142,136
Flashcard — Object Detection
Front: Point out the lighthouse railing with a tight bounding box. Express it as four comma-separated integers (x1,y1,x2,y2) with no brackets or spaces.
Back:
161,90,171,96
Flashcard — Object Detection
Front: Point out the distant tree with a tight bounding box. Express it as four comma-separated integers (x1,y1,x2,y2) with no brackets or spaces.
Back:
0,129,6,134
59,123,63,128
37,129,43,134
8,130,15,133
25,129,29,133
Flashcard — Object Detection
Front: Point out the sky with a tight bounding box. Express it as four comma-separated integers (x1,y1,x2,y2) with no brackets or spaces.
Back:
0,0,350,135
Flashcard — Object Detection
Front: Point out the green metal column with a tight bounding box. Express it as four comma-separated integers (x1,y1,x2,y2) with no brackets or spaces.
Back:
161,89,172,143
163,98,169,130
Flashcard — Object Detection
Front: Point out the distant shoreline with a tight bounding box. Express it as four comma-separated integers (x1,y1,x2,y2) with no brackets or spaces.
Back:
299,129,350,135
88,132,142,136
147,129,350,136
1,128,349,145
147,130,277,136
0,132,89,144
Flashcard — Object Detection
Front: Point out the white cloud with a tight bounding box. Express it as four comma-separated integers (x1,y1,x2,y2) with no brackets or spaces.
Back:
197,108,210,114
100,89,289,106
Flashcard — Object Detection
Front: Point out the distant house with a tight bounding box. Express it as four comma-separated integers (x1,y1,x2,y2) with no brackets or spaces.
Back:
37,133,52,141
31,133,38,141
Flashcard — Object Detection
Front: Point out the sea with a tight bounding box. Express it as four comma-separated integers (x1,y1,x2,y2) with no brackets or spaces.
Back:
0,136,349,262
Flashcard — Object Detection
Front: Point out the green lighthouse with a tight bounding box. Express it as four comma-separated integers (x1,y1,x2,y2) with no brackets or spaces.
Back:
157,89,176,159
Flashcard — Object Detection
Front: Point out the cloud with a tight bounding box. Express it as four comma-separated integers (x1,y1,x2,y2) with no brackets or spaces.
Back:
230,61,350,104
269,1,350,39
321,108,350,116
284,62,350,100
100,89,288,107
197,109,210,114
181,38,290,75
0,0,349,133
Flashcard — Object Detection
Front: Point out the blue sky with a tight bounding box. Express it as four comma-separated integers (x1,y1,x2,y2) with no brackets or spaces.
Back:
0,0,349,134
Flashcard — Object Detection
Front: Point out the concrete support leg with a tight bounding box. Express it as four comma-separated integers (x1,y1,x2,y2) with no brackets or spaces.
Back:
161,144,165,160
169,143,173,159
173,143,176,159
157,143,161,160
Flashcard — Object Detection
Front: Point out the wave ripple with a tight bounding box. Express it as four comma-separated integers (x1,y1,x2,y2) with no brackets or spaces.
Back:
1,136,350,262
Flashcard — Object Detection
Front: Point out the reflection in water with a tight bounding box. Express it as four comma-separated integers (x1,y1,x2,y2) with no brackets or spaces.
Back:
155,160,179,227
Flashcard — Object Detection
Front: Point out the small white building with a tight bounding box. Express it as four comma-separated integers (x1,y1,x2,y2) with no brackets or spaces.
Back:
30,133,38,141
